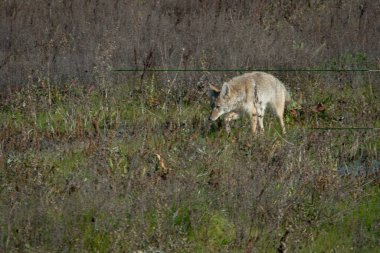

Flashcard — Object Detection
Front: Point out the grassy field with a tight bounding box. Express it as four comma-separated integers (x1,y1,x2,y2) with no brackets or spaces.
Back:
0,76,379,252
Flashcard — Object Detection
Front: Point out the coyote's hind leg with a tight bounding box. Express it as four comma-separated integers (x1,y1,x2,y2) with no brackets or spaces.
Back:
274,96,286,134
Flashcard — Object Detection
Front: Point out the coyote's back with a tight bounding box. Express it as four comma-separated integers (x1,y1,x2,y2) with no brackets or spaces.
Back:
209,72,291,134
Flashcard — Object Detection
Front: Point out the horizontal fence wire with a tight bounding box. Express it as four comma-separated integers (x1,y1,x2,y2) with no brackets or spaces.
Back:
309,127,380,131
112,68,380,72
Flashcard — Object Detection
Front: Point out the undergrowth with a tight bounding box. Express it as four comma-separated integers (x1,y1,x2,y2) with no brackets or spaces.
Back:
0,77,379,252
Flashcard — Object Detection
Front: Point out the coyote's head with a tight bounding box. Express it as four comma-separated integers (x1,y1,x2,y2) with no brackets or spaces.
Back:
208,83,235,121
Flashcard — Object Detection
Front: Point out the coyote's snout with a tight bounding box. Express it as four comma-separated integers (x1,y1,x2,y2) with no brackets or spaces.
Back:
208,72,291,134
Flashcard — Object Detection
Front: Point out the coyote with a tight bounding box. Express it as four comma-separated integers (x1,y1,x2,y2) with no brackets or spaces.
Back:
208,72,291,134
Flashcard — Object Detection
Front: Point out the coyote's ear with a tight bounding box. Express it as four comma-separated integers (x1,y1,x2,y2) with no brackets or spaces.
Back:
208,84,221,100
220,82,229,97
209,84,221,93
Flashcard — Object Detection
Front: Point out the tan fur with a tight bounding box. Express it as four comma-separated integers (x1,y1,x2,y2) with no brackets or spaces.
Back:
209,72,291,134
208,84,240,133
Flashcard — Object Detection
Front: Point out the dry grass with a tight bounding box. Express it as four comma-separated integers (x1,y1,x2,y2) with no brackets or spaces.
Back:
0,75,379,252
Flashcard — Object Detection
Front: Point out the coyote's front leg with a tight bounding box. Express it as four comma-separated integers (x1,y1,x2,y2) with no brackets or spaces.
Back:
250,113,258,135
224,112,239,133
249,107,257,135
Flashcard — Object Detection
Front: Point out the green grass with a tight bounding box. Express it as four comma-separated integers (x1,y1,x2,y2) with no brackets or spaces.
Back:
0,78,379,252
303,187,380,252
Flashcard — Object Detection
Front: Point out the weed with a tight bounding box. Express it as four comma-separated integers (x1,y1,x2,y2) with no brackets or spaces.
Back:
0,77,379,252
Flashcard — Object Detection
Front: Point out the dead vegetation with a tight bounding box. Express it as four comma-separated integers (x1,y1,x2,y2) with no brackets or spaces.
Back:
1,1,379,86
1,0,379,251
0,73,379,252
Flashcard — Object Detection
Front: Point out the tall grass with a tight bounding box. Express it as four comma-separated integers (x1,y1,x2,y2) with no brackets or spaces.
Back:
0,75,379,252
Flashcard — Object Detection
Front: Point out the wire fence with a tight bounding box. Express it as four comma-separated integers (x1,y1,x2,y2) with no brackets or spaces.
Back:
309,127,380,131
